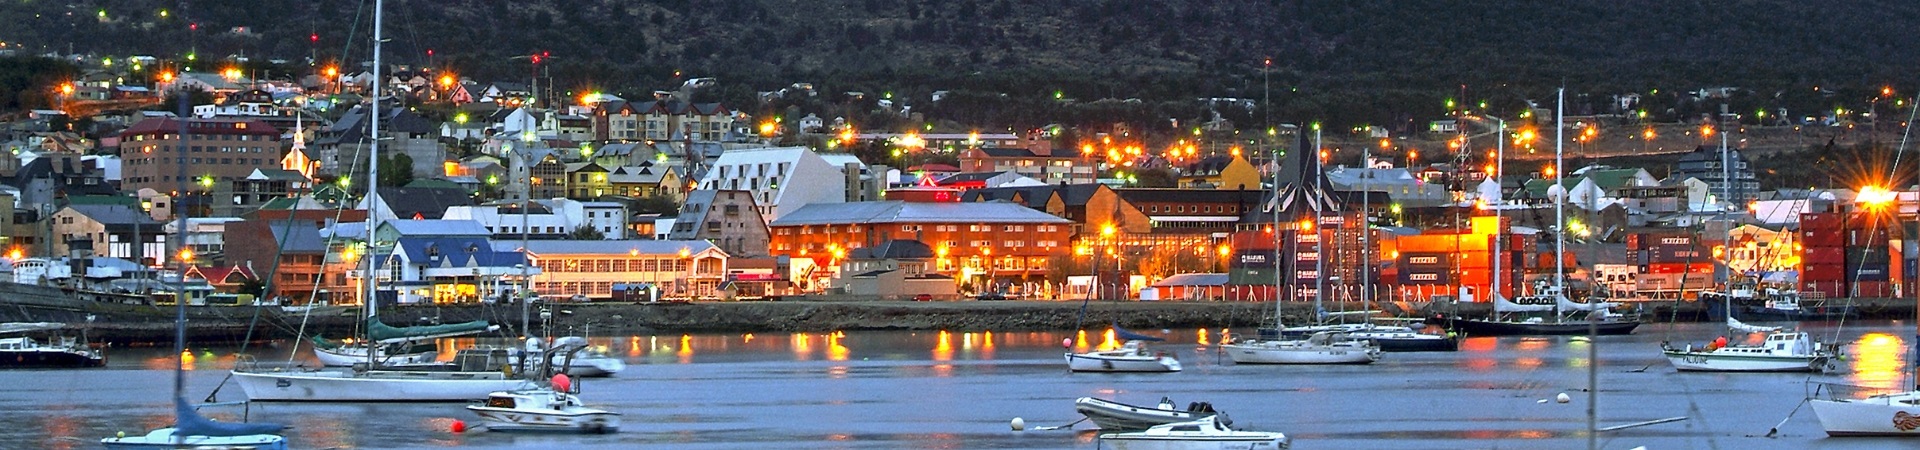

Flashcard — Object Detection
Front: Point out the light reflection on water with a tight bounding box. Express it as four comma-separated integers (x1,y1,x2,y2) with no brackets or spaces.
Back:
8,322,1918,449
1847,331,1907,389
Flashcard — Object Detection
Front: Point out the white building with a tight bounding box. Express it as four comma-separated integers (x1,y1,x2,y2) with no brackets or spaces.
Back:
694,146,849,224
506,239,729,301
442,198,626,240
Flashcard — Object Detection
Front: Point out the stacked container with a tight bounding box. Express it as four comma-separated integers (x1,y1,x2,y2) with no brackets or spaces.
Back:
1799,212,1846,298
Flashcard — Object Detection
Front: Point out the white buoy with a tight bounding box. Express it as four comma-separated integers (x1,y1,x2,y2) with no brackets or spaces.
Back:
1537,399,1549,404
1556,393,1571,403
1011,417,1026,431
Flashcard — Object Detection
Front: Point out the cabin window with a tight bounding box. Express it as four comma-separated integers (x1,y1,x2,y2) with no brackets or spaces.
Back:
486,397,516,408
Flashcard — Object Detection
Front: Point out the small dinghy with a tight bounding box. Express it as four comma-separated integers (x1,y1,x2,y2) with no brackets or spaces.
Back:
1075,396,1228,431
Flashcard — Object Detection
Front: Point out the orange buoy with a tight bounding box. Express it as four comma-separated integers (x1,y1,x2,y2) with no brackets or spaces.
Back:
551,374,572,393
1061,338,1073,348
450,420,466,433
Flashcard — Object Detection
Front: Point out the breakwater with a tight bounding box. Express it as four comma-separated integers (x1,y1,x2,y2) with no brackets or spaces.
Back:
45,297,1917,345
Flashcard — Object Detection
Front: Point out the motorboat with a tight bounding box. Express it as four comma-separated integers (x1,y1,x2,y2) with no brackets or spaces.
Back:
1074,396,1227,432
1096,415,1290,450
0,322,105,368
102,398,288,449
1222,331,1380,365
233,347,535,402
468,384,619,433
1705,287,1854,321
1066,340,1181,373
1662,330,1837,372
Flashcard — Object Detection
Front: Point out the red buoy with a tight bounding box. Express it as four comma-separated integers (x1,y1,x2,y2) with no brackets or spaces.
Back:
1061,338,1073,348
552,374,572,393
450,420,466,433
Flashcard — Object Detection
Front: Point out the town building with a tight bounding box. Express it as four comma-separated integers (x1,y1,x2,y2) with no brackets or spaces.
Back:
693,146,851,224
223,219,330,303
117,117,281,194
667,189,771,257
51,203,166,263
590,99,735,141
958,143,1095,184
1673,145,1759,207
360,220,539,304
313,104,446,179
443,198,628,240
1178,153,1263,190
511,239,728,301
768,200,1072,294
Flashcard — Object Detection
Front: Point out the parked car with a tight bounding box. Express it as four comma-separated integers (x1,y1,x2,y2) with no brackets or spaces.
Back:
913,294,934,302
974,291,1009,301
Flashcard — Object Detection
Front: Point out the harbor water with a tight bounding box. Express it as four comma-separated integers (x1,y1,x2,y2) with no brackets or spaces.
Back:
1,321,1913,449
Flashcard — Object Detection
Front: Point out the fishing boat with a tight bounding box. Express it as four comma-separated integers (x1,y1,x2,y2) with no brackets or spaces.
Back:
0,322,105,368
1662,330,1836,372
1223,330,1380,364
1096,415,1290,450
468,339,620,433
1661,292,1838,372
1074,396,1227,432
1066,339,1181,373
1704,285,1854,321
228,0,534,402
103,81,286,446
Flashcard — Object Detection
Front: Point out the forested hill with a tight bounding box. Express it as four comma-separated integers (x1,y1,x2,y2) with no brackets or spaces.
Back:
6,1,1919,127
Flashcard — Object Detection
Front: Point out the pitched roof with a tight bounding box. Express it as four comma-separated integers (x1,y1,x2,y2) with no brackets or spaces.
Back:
770,200,1070,227
848,239,935,260
382,219,491,237
376,186,474,220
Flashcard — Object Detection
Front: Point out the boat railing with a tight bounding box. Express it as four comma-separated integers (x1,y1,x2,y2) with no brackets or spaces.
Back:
1811,382,1905,401
231,354,308,373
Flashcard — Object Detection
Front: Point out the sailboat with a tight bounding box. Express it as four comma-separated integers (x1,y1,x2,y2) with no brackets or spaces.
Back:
1221,127,1380,365
228,0,534,401
103,72,287,447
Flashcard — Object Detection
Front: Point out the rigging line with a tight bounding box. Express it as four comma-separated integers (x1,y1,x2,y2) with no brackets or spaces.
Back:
286,134,371,367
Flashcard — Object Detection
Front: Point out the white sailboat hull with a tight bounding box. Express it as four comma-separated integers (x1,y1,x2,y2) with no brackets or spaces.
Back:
1066,352,1182,372
1812,393,1920,436
232,369,535,402
1222,340,1379,365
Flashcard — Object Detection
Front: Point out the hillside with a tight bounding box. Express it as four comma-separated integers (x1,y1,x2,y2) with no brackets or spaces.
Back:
5,1,1919,132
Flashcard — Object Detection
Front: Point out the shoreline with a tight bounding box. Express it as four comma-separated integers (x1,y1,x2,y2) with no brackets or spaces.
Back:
46,297,1915,345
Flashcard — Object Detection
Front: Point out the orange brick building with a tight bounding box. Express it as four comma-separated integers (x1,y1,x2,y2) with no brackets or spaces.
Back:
768,200,1072,292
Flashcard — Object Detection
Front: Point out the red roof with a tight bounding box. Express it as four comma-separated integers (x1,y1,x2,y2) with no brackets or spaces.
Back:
119,117,281,139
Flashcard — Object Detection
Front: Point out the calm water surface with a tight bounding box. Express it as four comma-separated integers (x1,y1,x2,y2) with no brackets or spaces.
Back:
2,321,1915,449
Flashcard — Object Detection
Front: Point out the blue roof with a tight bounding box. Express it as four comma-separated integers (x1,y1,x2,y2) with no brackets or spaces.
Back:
382,219,491,237
394,236,529,267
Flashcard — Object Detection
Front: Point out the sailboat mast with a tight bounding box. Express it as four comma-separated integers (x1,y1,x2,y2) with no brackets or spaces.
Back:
1555,88,1565,303
171,34,193,406
1272,147,1283,323
1313,126,1324,318
362,0,384,368
1492,119,1504,301
1362,133,1371,315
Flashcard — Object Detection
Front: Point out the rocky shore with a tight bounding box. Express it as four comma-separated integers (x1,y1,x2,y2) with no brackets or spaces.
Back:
60,297,1918,345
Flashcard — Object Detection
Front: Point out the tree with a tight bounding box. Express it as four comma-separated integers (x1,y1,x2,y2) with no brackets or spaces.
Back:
567,225,606,240
380,153,415,188
1133,167,1178,188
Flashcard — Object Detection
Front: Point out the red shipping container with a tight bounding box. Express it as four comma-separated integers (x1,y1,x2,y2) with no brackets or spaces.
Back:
1800,280,1844,298
1802,233,1844,247
1802,213,1842,230
1626,234,1641,250
1803,247,1845,264
1853,281,1892,298
1803,264,1845,281
1647,263,1690,274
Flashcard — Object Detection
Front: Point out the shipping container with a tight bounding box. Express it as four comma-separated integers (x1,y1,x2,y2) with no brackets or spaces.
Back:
1848,265,1891,281
1803,247,1845,265
1802,232,1844,247
1398,271,1451,285
1803,264,1845,281
1799,280,1845,299
1849,229,1892,247
1648,250,1705,263
1400,252,1449,268
1844,247,1893,266
1801,213,1842,230
1852,281,1893,298
1626,234,1641,250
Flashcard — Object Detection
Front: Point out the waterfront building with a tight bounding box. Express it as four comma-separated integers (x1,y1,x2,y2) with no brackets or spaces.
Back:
443,198,628,240
767,200,1071,294
223,219,328,303
359,219,538,304
50,203,166,263
510,239,728,301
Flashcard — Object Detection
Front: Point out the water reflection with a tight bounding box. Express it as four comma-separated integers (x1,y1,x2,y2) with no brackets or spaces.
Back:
1848,332,1906,389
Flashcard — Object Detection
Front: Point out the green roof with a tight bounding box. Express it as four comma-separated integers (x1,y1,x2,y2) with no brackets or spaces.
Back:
1581,168,1646,191
1521,178,1579,198
404,178,467,190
